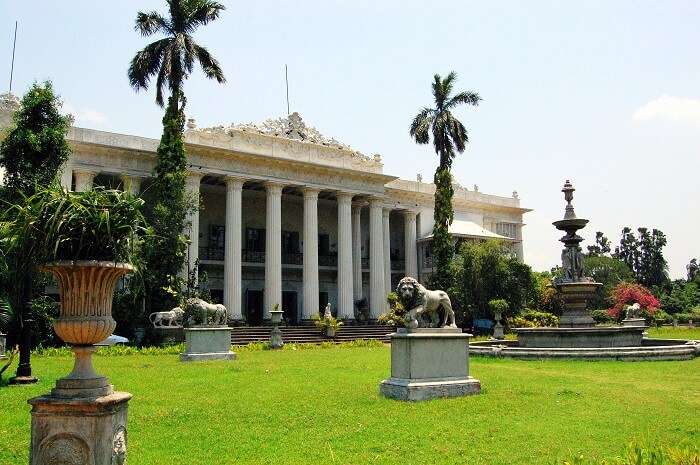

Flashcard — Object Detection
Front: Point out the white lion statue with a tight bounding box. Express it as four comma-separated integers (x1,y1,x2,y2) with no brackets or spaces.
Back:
186,297,228,326
149,308,185,328
396,277,456,329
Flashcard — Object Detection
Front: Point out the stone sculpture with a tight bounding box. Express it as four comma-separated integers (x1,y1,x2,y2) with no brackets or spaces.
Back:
625,303,641,319
149,308,185,328
323,303,332,320
396,277,456,329
186,298,227,326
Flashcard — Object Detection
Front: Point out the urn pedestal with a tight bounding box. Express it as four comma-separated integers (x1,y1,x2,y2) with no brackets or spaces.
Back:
380,327,481,401
180,326,236,361
622,318,647,328
29,261,134,465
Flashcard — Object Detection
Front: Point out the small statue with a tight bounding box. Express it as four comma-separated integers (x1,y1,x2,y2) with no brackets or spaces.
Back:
625,302,641,319
323,303,332,320
354,297,369,324
396,277,457,329
149,308,185,328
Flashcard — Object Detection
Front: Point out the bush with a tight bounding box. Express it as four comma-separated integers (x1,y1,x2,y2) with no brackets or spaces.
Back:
650,309,672,327
608,283,660,321
561,441,699,465
378,292,406,327
508,309,559,328
591,309,615,325
674,312,700,324
488,298,509,317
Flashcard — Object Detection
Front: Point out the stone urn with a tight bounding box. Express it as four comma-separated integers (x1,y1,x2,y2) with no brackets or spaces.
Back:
493,311,504,340
41,260,134,398
269,308,284,349
325,327,337,338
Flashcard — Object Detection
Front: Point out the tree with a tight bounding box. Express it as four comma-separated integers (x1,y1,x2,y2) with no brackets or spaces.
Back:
607,282,660,321
586,231,611,257
409,72,480,290
128,0,226,313
0,82,71,383
583,255,634,309
450,240,537,324
613,227,668,288
687,258,699,283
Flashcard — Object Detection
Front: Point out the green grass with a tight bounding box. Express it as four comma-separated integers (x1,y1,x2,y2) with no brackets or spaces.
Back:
646,326,700,340
1,345,698,465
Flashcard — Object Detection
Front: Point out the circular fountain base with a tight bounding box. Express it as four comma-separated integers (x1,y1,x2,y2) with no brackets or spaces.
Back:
470,337,700,361
516,326,645,348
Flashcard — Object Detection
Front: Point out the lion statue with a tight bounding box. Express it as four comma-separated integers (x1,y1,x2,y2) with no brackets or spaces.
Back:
149,308,185,328
396,277,456,329
185,298,228,326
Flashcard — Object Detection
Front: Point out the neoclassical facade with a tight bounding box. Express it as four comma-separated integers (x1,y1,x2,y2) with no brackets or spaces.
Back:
0,95,530,324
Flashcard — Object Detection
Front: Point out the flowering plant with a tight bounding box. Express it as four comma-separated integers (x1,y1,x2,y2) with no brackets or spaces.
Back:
607,282,660,321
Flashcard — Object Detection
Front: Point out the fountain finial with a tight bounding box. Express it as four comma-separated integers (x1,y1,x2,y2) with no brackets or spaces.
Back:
562,180,576,219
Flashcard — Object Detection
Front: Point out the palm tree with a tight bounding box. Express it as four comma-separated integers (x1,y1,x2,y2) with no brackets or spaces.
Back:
128,0,226,111
409,72,481,290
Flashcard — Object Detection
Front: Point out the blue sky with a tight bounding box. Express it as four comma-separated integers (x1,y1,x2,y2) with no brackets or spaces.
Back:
2,1,699,277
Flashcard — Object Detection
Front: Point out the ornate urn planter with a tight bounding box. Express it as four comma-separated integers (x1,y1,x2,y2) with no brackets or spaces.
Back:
41,260,134,398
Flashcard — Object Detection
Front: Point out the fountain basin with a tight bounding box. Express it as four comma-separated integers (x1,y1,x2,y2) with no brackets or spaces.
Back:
516,326,646,348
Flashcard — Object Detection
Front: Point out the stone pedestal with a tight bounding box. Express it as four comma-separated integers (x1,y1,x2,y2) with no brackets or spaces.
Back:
180,326,236,362
622,318,646,327
380,327,481,401
28,391,131,465
557,282,602,328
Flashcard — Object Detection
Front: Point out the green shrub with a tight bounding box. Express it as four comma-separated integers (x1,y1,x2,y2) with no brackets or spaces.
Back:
378,292,406,327
592,309,615,325
520,309,559,327
488,298,509,316
651,309,672,327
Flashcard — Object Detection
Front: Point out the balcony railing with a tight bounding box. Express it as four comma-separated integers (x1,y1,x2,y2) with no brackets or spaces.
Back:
391,259,405,271
203,249,339,267
423,256,434,269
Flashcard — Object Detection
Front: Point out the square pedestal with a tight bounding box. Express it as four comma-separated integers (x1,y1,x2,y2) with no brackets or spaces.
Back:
622,318,647,327
380,328,481,401
180,326,236,362
28,391,131,465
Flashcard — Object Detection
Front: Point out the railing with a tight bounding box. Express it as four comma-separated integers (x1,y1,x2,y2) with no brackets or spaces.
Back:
391,259,405,271
319,254,338,267
361,258,369,269
199,246,224,261
423,256,434,269
242,250,265,263
282,253,303,265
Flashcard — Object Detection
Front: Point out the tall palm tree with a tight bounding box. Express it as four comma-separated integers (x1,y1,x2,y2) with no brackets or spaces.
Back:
409,72,481,290
128,0,226,111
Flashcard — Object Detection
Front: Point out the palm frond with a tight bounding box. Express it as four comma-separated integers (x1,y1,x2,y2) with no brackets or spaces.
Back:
128,38,171,91
446,91,481,109
409,107,434,144
135,11,171,36
446,113,468,153
184,0,225,32
193,44,226,83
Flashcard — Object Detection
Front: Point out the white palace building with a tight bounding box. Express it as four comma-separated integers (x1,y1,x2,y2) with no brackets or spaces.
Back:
1,94,531,325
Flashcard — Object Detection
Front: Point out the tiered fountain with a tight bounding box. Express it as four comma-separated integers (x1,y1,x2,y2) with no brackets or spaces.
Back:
470,181,700,360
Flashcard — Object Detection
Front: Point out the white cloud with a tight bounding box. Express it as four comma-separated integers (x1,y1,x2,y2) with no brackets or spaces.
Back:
633,95,700,125
62,101,108,128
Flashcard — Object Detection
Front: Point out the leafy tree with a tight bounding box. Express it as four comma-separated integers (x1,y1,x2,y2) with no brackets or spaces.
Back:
0,82,72,382
586,231,611,257
658,279,700,315
583,255,634,309
687,258,699,282
128,0,226,313
613,227,669,288
409,72,480,290
450,239,536,324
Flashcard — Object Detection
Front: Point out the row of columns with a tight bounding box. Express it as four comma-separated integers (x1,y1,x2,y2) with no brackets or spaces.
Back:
63,165,420,322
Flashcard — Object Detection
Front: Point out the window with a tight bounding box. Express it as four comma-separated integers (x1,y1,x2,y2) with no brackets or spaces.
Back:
318,234,330,256
282,231,300,254
209,225,225,249
246,228,265,252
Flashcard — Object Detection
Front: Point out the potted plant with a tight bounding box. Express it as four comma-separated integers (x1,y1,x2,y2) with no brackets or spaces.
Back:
314,313,343,338
3,185,146,397
488,299,509,340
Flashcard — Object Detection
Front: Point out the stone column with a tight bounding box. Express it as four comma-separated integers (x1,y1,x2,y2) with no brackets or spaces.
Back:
73,169,96,192
515,224,524,263
369,198,385,318
403,210,418,278
59,163,72,190
264,182,283,321
120,175,143,196
337,192,354,320
224,177,244,321
185,172,203,282
352,203,363,301
302,188,320,321
383,208,392,300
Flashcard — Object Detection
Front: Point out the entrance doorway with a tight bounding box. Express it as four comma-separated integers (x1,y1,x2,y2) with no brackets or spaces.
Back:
282,291,298,325
246,289,263,325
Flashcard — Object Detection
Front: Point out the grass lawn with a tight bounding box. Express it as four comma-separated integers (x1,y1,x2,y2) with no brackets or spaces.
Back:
1,341,698,465
646,326,700,340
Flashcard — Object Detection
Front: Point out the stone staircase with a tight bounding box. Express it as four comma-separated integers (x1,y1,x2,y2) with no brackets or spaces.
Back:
230,325,394,345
